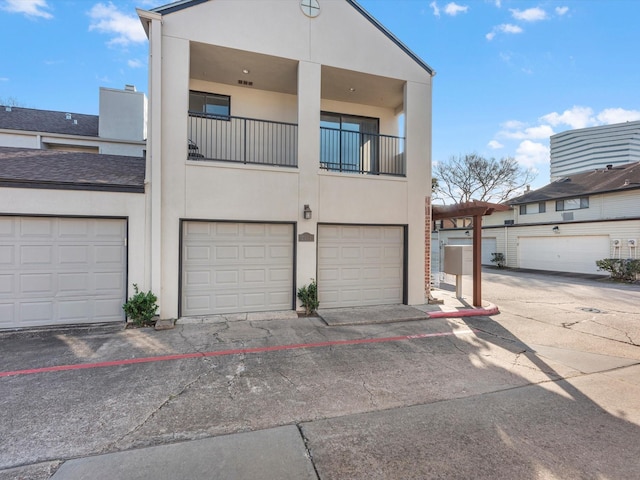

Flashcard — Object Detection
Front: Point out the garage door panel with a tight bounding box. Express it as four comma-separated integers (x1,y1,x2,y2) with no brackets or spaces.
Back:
182,222,294,315
519,236,609,274
318,225,404,308
0,216,126,329
0,304,14,325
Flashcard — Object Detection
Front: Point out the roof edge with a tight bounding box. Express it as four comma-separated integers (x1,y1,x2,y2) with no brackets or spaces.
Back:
150,0,208,15
346,0,435,77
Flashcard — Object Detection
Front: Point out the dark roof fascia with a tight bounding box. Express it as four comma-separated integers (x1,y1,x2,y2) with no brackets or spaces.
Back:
509,184,640,205
346,0,435,76
151,0,208,15
150,0,435,77
0,179,144,194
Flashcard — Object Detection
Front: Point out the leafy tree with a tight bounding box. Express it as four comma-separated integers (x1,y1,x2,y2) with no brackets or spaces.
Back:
433,153,536,204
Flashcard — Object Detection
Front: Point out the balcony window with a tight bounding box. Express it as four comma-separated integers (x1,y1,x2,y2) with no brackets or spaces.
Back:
189,91,230,117
320,111,404,176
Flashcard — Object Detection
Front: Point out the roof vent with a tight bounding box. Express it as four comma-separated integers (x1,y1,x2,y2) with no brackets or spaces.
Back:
65,113,72,120
73,119,78,125
125,84,136,92
624,179,630,186
606,164,613,170
5,106,11,112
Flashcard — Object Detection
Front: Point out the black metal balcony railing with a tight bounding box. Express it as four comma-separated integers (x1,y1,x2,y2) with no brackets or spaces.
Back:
187,113,405,177
320,127,406,176
188,112,298,167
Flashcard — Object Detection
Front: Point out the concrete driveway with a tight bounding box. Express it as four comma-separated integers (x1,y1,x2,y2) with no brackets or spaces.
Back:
1,269,639,479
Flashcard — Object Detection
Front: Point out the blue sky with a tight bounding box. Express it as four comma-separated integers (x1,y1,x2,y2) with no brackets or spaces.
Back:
1,0,639,188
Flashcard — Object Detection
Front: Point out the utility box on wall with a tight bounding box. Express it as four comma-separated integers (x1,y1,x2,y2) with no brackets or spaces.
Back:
444,245,473,275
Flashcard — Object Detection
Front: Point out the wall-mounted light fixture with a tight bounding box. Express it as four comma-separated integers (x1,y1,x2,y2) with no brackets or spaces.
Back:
465,230,470,236
552,226,560,233
303,204,312,220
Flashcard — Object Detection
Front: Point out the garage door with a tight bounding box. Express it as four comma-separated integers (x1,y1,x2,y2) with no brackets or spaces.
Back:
181,222,294,316
519,236,609,274
448,237,497,265
0,216,126,329
318,225,404,308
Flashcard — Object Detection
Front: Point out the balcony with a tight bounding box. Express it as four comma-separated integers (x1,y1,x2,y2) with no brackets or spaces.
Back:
188,112,298,168
320,127,405,176
187,112,405,176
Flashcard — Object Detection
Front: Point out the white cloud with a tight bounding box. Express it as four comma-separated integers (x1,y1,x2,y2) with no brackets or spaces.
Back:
127,59,144,68
444,2,469,16
486,23,523,40
540,106,595,129
88,2,147,46
501,120,526,130
515,140,549,168
429,1,440,17
488,140,504,149
510,7,547,22
501,125,554,140
596,108,640,125
555,6,569,16
1,0,52,19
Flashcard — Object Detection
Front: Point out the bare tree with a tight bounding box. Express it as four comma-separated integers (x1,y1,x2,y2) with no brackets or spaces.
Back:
433,153,536,204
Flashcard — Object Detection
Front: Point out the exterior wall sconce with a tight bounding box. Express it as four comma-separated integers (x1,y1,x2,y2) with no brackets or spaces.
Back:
552,226,560,233
303,204,312,220
464,230,470,236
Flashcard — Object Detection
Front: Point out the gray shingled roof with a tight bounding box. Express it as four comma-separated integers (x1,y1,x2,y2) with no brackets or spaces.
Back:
0,147,145,193
0,106,99,137
510,162,640,205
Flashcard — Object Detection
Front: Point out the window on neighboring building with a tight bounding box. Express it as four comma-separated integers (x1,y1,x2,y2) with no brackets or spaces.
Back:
519,202,546,214
555,197,589,211
189,91,230,117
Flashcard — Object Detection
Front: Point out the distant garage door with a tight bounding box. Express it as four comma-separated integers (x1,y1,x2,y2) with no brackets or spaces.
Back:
181,222,294,316
519,236,609,274
0,216,127,329
318,225,404,308
448,237,497,265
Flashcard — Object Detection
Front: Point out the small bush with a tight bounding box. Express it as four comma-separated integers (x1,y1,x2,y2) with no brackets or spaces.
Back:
595,258,640,283
122,284,159,327
490,252,506,268
297,279,319,315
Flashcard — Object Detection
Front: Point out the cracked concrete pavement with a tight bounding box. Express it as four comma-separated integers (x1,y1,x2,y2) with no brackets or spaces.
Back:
1,269,639,479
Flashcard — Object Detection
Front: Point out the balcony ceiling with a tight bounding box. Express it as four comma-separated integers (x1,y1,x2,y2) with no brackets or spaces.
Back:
190,43,405,110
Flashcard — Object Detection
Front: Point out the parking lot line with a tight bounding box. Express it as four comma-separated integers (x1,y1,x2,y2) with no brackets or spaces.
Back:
0,328,477,378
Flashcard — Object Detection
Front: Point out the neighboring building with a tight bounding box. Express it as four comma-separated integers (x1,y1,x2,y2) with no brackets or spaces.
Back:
138,0,434,319
550,120,640,181
0,0,434,330
435,163,640,276
0,85,147,157
0,147,147,330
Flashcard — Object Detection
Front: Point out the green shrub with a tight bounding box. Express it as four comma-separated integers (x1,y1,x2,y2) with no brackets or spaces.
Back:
122,284,159,327
490,252,506,268
297,279,319,315
595,258,640,283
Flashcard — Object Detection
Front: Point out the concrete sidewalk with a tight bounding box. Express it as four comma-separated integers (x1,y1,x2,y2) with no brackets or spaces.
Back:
50,425,316,480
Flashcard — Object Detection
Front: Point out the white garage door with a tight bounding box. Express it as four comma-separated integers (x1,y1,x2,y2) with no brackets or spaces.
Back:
318,225,404,308
0,216,126,329
519,236,610,274
181,222,294,316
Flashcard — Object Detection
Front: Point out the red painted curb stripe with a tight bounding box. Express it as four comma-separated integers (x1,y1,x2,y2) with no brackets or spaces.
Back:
0,329,477,379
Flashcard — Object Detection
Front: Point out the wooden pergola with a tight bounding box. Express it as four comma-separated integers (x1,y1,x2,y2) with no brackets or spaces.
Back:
432,200,510,307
